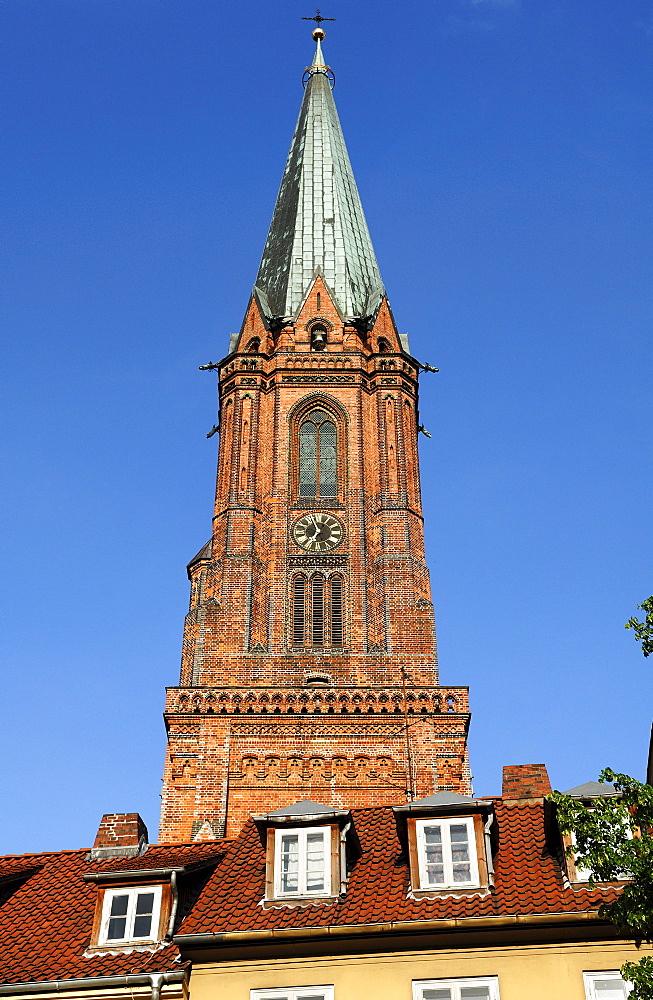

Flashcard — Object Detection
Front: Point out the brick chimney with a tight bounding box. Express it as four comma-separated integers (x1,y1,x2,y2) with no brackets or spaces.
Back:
89,813,148,860
502,764,551,800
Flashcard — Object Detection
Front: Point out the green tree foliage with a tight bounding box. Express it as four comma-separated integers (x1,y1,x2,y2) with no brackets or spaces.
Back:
625,597,653,658
552,769,653,999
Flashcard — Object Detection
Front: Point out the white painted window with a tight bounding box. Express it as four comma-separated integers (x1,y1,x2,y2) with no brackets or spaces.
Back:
98,885,162,944
274,827,330,897
413,977,500,1000
251,988,334,1000
583,971,633,999
416,817,479,889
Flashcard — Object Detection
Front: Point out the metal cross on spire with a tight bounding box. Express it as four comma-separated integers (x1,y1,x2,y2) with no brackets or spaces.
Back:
301,9,335,25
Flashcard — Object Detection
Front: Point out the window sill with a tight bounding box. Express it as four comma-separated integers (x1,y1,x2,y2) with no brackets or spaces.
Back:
409,885,491,901
85,939,164,956
261,894,340,910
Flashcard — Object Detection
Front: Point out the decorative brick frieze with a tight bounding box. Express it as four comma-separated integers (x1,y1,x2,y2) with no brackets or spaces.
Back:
287,554,349,567
165,685,469,717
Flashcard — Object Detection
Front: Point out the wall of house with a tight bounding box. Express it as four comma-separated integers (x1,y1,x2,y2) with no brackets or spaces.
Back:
188,940,652,1000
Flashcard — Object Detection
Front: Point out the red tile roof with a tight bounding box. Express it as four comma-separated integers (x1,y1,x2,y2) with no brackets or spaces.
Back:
177,800,619,937
0,801,621,986
0,842,225,985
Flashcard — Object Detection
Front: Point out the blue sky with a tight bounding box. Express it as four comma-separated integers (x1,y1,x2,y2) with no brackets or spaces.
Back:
2,0,651,854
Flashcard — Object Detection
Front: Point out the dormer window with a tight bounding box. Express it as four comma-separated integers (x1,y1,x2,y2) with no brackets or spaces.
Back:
559,781,631,884
98,885,163,945
394,792,494,898
254,800,361,906
274,827,330,897
416,816,479,889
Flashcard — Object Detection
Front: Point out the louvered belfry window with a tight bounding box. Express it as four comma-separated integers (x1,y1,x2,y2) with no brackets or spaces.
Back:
291,573,344,648
330,575,344,646
311,574,325,646
292,575,306,646
299,410,337,499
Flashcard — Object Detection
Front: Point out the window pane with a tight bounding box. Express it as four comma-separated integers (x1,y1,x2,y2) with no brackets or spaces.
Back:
310,410,327,423
299,423,317,498
133,914,153,938
593,982,629,999
132,891,155,938
280,834,299,893
422,991,452,1000
423,825,445,885
318,422,337,498
107,916,127,940
135,892,155,915
107,894,129,940
460,989,491,1000
109,894,129,916
305,831,325,892
450,823,472,882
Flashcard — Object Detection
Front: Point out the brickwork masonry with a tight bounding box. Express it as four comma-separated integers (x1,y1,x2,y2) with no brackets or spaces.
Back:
159,280,471,842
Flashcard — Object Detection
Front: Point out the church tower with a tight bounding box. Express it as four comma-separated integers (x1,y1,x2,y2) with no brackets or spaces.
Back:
159,29,471,842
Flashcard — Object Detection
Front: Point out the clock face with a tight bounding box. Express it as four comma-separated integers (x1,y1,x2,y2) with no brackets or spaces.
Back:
292,512,344,552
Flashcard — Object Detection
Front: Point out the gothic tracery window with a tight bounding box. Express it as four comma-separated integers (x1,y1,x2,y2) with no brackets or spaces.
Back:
298,410,337,500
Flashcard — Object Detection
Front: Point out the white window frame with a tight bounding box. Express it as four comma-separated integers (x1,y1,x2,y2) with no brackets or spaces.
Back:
251,988,334,1000
413,976,500,1000
583,971,633,999
273,826,331,898
415,816,480,889
98,885,163,945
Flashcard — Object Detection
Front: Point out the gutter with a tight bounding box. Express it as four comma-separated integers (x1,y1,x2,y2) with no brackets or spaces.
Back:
176,909,607,948
83,869,186,884
0,972,186,997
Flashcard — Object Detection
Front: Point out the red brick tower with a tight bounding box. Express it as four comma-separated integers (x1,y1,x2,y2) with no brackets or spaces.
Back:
159,30,471,842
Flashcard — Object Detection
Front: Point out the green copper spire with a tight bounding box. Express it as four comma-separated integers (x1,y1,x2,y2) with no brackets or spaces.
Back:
254,31,384,322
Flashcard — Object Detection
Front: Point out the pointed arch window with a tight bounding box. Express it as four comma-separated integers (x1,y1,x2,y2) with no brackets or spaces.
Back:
299,410,338,500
